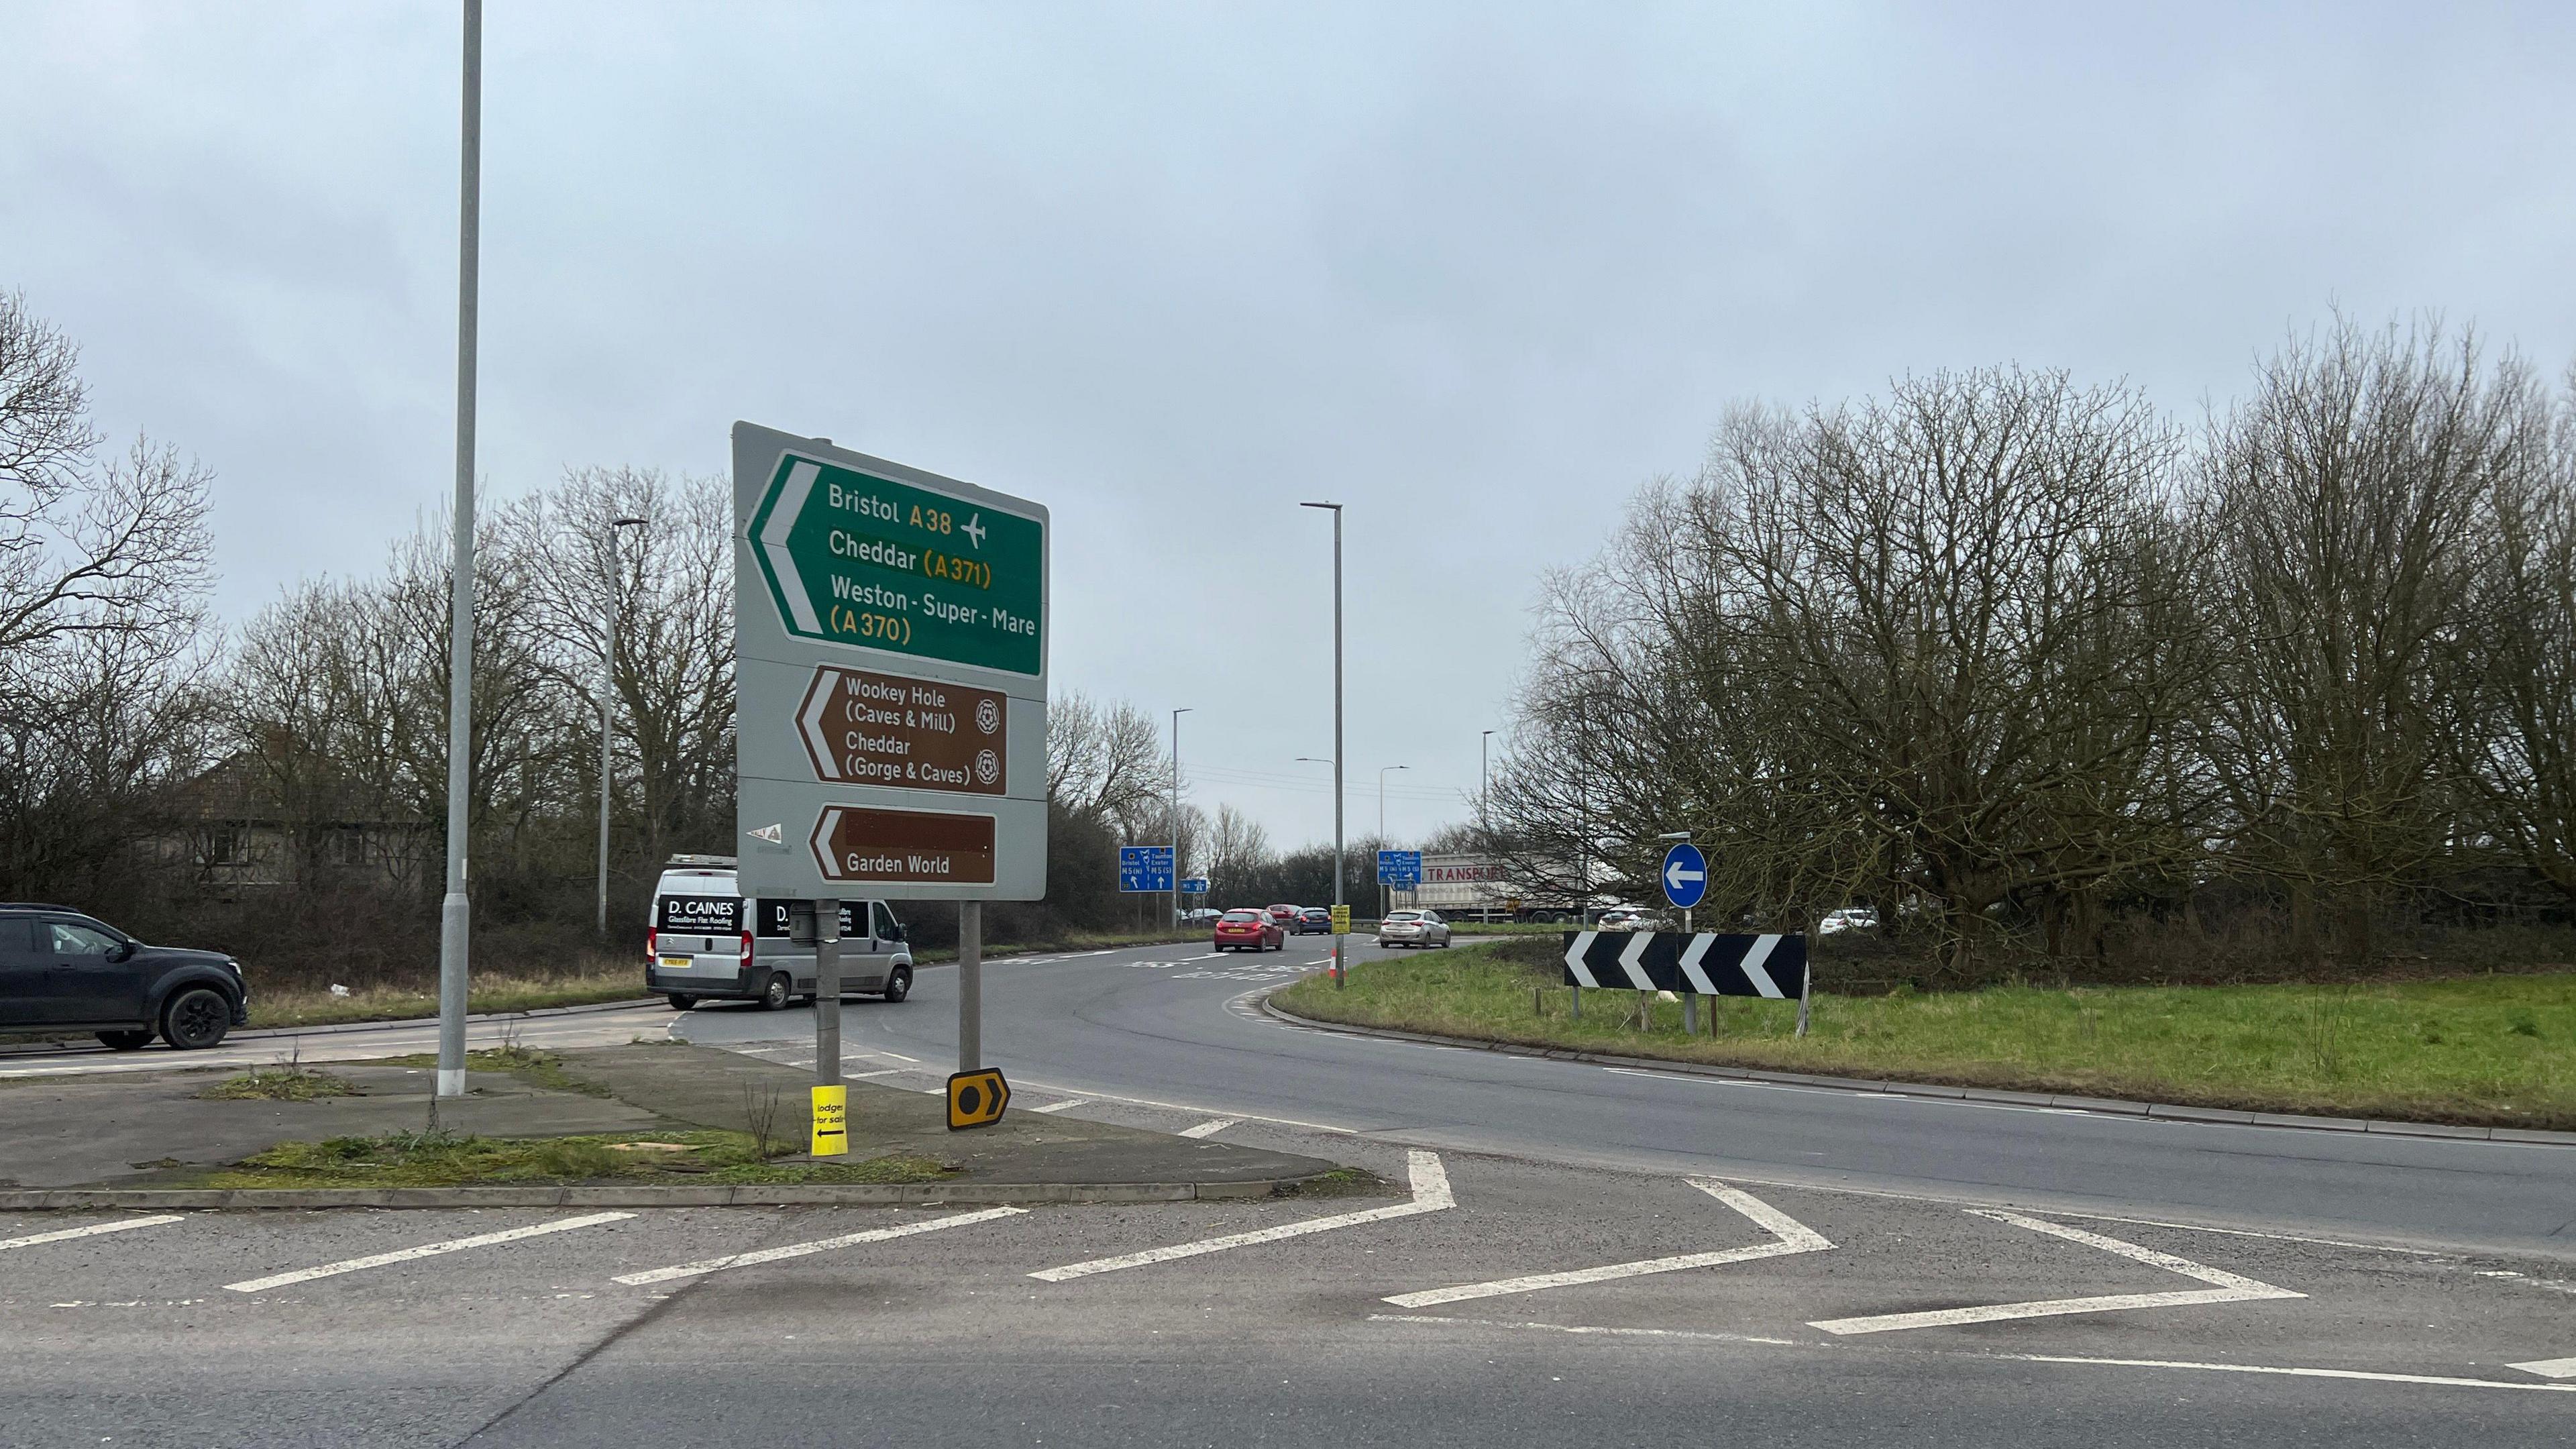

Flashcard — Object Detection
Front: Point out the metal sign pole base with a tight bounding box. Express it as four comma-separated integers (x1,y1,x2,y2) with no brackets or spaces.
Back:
1796,966,1812,1038
959,901,983,1072
1682,992,1698,1035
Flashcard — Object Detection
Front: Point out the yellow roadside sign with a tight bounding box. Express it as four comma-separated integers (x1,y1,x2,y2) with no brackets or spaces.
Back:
947,1067,1010,1130
810,1084,848,1157
1330,904,1352,934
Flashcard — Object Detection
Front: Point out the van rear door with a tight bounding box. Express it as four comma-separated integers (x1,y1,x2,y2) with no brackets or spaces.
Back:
655,890,743,973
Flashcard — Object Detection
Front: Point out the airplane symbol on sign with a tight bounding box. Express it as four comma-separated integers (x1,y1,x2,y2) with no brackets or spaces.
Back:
961,513,986,549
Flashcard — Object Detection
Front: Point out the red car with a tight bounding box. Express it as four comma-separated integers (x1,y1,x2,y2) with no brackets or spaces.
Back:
1266,904,1302,934
1214,908,1283,952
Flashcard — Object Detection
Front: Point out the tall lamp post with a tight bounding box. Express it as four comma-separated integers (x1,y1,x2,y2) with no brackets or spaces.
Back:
596,515,646,936
1298,501,1344,985
1169,706,1192,934
1480,729,1497,922
1378,764,1409,918
435,0,483,1101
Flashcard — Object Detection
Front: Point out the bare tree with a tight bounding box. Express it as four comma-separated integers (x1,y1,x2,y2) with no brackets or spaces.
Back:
2204,318,2528,963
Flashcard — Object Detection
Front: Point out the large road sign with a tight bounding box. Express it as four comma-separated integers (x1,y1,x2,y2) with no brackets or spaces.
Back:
1120,845,1175,894
947,1067,1011,1129
1377,849,1422,887
1660,842,1708,910
1560,931,1807,998
733,423,1047,901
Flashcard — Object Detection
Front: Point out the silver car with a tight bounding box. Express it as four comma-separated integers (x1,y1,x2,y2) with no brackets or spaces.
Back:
1377,909,1452,949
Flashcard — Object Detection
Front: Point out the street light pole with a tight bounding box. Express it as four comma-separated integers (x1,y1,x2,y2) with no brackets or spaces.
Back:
596,516,646,937
1170,706,1192,934
434,0,482,1101
1299,502,1344,985
1379,763,1409,919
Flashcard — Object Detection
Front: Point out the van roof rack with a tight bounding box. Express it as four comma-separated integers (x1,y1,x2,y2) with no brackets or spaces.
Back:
665,853,737,867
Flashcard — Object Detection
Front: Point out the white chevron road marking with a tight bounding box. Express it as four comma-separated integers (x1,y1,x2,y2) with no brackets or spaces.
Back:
1382,1179,1829,1309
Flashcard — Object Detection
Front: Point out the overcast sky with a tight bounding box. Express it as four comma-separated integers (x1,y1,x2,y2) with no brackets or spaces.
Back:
7,2,2573,849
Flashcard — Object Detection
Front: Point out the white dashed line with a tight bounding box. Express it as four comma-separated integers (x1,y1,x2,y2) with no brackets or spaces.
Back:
1,1216,184,1252
226,1212,637,1293
1032,1099,1091,1114
1028,1150,1452,1281
613,1207,1028,1285
1175,1118,1238,1138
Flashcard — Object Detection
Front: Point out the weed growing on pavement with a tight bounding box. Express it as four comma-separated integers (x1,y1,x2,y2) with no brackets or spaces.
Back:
1277,945,2576,1128
200,1064,358,1101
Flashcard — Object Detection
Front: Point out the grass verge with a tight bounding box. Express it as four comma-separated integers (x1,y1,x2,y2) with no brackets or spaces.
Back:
379,1044,612,1097
1275,941,2576,1129
184,1128,957,1188
248,965,646,1030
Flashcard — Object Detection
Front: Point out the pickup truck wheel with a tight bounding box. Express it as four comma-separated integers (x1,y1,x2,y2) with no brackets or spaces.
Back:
882,967,912,1003
160,987,233,1050
665,994,694,1011
756,973,792,1011
97,1030,154,1051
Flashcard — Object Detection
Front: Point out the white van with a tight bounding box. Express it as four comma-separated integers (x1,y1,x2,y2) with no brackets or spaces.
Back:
645,856,914,1011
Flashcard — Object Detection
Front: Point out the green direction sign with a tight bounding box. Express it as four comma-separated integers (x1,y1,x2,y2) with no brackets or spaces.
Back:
747,452,1044,677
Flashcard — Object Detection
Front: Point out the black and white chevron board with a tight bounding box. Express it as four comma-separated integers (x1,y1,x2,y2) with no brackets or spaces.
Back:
1560,930,1808,999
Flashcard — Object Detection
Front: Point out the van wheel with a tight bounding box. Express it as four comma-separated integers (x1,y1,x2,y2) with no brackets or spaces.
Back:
160,987,232,1050
756,973,792,1011
882,967,911,1003
665,994,694,1011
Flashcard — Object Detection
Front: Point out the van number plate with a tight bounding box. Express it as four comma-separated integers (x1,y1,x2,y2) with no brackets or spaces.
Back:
659,956,692,969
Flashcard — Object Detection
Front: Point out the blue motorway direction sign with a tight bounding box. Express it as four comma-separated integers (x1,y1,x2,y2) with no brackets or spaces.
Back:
1661,841,1709,910
1179,877,1210,896
1376,849,1423,887
1120,845,1175,894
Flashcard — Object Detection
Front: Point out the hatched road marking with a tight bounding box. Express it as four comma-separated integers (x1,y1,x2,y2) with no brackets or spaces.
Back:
1809,1209,2302,1335
1028,1150,1452,1282
225,1212,637,1293
613,1206,1027,1285
1383,1179,1830,1309
1,1216,184,1253
2510,1356,2576,1379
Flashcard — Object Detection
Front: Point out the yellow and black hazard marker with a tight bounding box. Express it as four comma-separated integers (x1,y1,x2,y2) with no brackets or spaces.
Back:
947,1067,1010,1130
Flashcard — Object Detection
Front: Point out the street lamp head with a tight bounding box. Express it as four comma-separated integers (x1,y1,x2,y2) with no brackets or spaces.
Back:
1298,500,1343,513
1656,830,1692,841
610,517,647,528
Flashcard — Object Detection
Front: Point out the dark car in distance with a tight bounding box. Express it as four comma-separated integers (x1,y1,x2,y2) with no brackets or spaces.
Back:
0,904,250,1051
1295,907,1334,934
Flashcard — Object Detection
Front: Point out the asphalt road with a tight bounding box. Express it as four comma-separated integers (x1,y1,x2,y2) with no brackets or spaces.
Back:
680,934,2576,1256
7,932,2575,1446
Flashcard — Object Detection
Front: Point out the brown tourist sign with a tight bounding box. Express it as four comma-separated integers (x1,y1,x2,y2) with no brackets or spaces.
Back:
796,663,1008,796
808,804,998,887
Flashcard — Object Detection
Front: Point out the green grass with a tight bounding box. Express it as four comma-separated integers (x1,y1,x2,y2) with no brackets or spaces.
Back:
200,1065,359,1101
191,1128,958,1188
248,967,649,1030
1275,945,2576,1128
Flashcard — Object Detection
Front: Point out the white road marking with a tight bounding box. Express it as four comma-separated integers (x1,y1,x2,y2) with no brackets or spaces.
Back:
1028,1150,1452,1281
1383,1179,1829,1308
2044,1210,2446,1256
1176,1118,1238,1138
1809,1209,2302,1335
1371,1312,1798,1347
2510,1356,2576,1379
1370,1316,2576,1393
2001,1351,2576,1394
1032,1099,1090,1114
225,1212,637,1293
1,1216,184,1252
849,1069,906,1079
612,1206,1028,1285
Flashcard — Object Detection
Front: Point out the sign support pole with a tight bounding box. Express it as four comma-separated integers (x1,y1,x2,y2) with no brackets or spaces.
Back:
1796,965,1811,1038
959,901,982,1071
813,898,841,1086
433,0,482,1102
